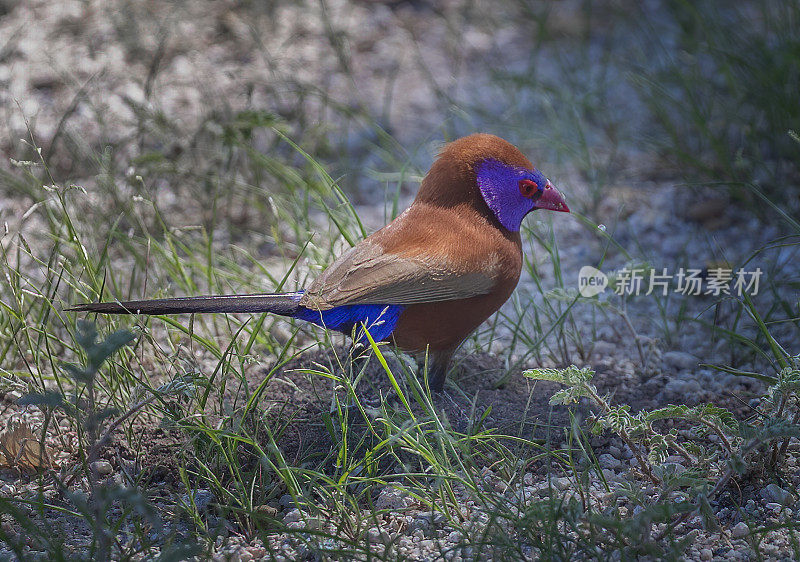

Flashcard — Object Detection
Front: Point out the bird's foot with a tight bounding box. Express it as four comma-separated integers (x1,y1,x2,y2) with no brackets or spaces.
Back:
416,353,451,394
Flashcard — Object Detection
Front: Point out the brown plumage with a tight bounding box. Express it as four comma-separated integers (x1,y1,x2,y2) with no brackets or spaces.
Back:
72,133,569,391
301,134,540,388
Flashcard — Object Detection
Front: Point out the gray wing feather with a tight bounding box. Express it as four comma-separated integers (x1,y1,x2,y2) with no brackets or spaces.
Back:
299,242,494,310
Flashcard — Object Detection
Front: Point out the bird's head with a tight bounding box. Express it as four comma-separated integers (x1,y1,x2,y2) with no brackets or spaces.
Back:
475,157,569,232
416,133,569,232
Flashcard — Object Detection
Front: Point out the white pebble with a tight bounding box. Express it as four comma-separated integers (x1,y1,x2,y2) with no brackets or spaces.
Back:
554,477,571,491
731,522,749,538
91,461,113,475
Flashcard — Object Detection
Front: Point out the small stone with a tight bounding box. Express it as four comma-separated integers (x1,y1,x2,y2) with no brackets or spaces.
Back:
91,461,113,475
700,548,713,560
596,491,615,504
1,520,16,537
662,351,697,371
731,521,749,538
523,472,534,486
607,445,623,459
589,437,605,448
184,489,214,510
247,547,266,558
236,551,253,562
420,539,434,550
254,505,278,517
660,378,702,401
686,515,703,529
447,530,462,543
410,511,445,536
765,502,782,512
375,488,406,510
761,483,795,505
554,477,571,491
283,509,301,524
598,454,621,470
601,468,619,482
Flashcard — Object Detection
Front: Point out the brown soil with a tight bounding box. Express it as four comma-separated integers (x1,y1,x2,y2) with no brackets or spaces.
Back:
132,344,763,487
134,347,578,485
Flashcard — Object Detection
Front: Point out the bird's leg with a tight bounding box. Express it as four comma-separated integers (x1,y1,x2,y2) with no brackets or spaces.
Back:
419,349,454,393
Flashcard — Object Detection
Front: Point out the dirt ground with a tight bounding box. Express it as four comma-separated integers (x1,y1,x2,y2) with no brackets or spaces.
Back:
129,341,763,489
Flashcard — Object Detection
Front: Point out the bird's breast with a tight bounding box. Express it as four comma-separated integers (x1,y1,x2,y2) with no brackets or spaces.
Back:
390,272,519,352
389,219,523,352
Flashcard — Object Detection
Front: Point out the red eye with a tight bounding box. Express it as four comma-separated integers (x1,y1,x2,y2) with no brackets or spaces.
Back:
519,179,539,198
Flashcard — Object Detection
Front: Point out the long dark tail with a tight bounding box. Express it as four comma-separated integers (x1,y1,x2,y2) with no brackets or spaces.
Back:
68,292,303,316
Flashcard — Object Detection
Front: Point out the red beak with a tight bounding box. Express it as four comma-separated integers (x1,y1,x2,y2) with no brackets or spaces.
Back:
537,181,570,213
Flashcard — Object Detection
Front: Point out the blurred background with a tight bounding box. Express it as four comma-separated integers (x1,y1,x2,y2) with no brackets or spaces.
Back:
2,0,798,376
3,0,798,208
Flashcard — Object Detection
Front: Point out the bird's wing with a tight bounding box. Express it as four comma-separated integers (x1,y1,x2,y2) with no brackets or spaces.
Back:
299,241,495,310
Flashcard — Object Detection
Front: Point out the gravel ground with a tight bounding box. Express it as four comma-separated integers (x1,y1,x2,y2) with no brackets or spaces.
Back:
1,0,799,560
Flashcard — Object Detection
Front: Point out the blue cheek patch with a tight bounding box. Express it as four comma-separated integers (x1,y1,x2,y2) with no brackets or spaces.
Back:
475,159,539,231
294,303,404,344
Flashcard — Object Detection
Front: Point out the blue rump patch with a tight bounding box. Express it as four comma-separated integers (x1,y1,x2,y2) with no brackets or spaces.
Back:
294,302,404,343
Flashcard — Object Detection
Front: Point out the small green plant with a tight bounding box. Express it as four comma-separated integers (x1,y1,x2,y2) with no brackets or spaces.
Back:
4,321,198,560
526,355,800,541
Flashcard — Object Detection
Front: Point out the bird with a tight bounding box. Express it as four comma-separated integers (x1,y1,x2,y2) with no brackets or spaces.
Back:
71,134,569,392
